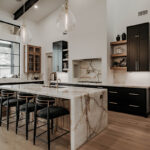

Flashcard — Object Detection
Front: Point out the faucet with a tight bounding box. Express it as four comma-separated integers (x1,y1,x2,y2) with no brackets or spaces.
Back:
56,79,61,88
49,72,56,87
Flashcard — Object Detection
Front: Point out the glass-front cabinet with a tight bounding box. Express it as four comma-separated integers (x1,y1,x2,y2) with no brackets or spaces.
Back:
24,45,41,73
35,47,41,73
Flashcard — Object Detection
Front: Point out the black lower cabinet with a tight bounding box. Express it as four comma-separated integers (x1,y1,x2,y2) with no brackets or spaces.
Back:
106,86,148,117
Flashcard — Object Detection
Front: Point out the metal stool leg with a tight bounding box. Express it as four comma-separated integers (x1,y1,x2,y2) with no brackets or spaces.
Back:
26,111,29,140
0,98,2,126
33,104,37,145
47,106,50,150
6,107,10,130
16,102,20,134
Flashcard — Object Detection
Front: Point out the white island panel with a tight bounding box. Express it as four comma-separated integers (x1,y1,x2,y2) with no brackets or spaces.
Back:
0,84,108,150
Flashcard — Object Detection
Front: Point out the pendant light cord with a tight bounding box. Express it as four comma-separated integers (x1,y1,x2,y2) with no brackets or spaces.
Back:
65,0,68,11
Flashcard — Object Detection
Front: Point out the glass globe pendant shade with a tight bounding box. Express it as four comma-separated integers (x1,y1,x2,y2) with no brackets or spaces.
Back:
56,1,76,35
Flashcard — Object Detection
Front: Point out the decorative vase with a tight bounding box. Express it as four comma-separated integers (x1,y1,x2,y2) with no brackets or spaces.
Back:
116,35,120,41
122,33,127,40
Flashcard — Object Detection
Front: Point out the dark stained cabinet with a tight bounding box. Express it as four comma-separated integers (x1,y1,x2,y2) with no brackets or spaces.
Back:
127,23,150,71
53,41,68,72
107,86,148,117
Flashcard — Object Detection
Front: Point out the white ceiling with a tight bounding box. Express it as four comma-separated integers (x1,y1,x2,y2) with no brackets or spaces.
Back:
0,0,65,22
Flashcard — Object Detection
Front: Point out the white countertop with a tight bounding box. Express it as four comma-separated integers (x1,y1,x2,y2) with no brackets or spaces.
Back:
51,81,150,89
0,78,43,84
0,84,106,99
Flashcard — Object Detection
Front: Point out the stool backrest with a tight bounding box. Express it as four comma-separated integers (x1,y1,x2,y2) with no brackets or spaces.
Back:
1,90,15,98
36,95,55,107
18,92,35,102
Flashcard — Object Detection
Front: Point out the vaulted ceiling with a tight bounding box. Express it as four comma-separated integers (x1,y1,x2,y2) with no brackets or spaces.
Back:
0,0,65,22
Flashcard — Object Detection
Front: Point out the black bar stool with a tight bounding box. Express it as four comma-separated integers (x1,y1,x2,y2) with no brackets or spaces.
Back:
33,96,69,150
1,90,25,130
16,92,41,140
0,89,15,126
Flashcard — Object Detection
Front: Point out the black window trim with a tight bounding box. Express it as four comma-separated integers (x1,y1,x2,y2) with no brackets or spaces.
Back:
0,39,20,77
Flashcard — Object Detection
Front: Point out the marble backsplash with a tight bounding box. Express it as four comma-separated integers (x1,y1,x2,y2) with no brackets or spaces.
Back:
113,70,150,85
73,58,102,82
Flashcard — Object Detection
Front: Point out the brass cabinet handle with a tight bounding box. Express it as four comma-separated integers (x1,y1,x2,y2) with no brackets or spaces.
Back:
129,104,140,108
109,91,118,94
128,93,140,96
109,102,118,105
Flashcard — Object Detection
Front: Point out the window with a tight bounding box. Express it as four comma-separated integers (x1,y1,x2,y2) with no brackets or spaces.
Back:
0,40,20,78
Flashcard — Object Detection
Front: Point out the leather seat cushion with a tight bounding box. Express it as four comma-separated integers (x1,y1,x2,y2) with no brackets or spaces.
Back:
20,103,43,112
37,106,69,119
3,99,25,107
0,96,14,103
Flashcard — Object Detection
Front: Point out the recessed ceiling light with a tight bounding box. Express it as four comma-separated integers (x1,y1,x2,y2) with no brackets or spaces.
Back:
34,4,38,9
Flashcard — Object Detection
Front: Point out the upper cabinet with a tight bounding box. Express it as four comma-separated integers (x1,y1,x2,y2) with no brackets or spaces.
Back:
127,23,150,71
24,45,41,73
53,41,68,72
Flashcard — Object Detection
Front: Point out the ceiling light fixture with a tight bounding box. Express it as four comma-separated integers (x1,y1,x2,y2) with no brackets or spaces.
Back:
56,0,76,35
34,4,38,9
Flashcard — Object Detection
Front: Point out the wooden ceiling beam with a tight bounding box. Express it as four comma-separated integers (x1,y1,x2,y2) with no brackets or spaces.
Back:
14,0,39,20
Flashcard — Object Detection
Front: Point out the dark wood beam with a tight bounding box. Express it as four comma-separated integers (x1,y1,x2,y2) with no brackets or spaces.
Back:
14,0,39,20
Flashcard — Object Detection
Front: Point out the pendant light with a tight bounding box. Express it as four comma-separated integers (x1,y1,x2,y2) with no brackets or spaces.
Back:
56,0,76,35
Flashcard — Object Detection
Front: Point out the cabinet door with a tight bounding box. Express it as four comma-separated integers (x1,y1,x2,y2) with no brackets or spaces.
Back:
139,23,149,71
53,42,62,72
127,26,140,71
126,88,147,116
107,87,125,111
28,45,34,73
34,47,41,73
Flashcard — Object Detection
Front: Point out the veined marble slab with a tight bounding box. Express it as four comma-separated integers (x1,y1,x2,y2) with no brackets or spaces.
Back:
0,84,108,150
0,78,43,85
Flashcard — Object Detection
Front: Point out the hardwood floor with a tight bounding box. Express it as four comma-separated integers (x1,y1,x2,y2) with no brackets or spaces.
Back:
0,111,150,150
80,111,150,150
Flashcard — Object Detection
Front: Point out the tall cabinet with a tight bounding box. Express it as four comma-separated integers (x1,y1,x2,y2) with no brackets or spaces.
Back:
24,45,41,73
127,23,150,71
53,41,68,72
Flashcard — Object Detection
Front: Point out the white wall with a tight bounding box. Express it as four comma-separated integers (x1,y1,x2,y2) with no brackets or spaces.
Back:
107,0,150,85
0,9,42,79
38,0,107,83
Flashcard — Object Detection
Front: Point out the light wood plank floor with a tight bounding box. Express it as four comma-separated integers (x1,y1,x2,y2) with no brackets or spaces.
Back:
0,111,150,150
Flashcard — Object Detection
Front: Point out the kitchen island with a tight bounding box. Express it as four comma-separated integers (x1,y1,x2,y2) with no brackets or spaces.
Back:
0,84,108,150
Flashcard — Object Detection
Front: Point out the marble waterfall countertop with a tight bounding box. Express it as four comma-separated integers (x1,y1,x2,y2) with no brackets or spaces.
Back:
51,81,150,89
0,78,43,85
0,84,108,150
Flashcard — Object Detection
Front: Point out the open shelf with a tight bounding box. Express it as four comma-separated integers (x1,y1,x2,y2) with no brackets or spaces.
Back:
111,67,127,70
111,53,127,58
110,40,127,46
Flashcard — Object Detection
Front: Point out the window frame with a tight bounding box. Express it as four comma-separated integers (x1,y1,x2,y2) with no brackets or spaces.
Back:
0,39,20,77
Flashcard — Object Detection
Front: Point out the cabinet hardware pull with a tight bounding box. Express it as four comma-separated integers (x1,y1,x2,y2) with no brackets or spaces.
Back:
129,93,140,96
109,91,118,94
129,104,140,108
109,102,118,105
